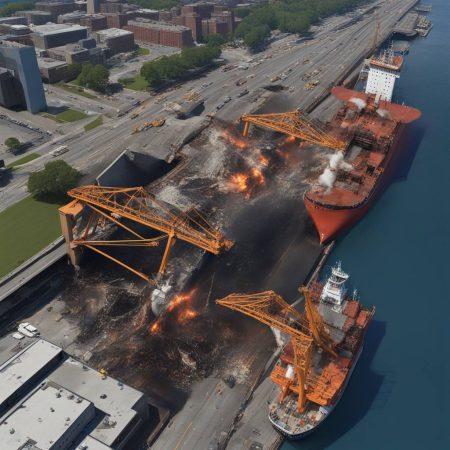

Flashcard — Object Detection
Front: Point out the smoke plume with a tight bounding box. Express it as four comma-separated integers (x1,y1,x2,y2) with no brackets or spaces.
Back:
350,97,367,111
319,168,336,189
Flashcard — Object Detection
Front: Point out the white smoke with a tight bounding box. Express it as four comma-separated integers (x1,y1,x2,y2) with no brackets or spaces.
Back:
377,108,390,119
271,328,286,348
319,167,336,190
350,97,367,111
328,151,353,171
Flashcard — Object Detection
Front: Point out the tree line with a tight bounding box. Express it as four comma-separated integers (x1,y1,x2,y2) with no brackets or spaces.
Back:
235,0,367,49
0,1,36,17
140,43,221,88
66,63,110,92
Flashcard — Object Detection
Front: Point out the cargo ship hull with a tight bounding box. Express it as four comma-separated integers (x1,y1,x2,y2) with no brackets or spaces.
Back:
304,87,421,244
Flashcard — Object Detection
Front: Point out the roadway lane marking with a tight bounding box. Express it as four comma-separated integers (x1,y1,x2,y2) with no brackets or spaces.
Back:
172,421,192,450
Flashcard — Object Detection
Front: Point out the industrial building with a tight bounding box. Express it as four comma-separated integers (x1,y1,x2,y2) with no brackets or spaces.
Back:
124,19,193,48
38,57,67,82
0,338,153,450
31,23,88,49
0,41,47,113
96,27,134,55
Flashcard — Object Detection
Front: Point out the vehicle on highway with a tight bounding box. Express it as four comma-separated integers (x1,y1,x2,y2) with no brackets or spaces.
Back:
50,145,69,157
201,81,213,88
18,323,39,338
236,79,247,86
216,103,224,110
237,89,249,98
224,97,231,103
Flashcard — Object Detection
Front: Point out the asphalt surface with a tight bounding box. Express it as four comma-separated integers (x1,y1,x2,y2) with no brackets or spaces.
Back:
0,0,415,215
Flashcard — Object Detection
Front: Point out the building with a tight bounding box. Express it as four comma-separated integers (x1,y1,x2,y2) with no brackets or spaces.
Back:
80,13,107,31
0,338,153,450
87,0,100,15
96,27,134,55
201,17,228,38
57,10,86,24
15,10,53,25
38,57,68,82
0,16,28,26
104,13,128,29
31,23,88,49
132,8,159,21
0,24,31,36
124,19,193,48
0,68,23,108
0,41,47,113
35,1,77,18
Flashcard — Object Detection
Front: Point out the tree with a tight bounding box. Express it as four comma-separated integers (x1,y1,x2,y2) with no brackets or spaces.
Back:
205,33,226,47
66,63,82,81
243,25,270,49
76,63,110,92
28,160,81,201
5,137,22,154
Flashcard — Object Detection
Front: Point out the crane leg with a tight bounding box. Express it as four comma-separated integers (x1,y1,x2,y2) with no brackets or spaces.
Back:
242,121,250,137
158,233,176,275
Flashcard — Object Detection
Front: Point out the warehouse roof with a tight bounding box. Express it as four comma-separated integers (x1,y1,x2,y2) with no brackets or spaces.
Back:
128,19,190,32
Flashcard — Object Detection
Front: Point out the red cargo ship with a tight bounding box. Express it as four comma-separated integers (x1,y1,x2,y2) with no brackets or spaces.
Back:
304,86,421,243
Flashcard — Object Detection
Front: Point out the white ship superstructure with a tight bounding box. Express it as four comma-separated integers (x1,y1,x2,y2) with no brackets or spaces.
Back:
365,45,402,102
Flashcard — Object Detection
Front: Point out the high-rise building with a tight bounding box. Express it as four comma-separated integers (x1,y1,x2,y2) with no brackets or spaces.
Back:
87,0,100,15
0,41,47,113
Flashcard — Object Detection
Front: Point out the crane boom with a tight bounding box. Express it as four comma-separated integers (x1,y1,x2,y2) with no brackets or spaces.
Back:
216,289,337,412
241,110,347,151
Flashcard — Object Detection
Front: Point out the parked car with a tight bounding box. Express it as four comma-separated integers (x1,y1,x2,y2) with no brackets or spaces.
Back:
18,323,39,338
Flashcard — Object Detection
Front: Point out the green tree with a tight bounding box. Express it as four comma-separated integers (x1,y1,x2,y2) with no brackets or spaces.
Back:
0,1,35,17
243,25,270,49
5,137,22,154
65,63,82,81
205,34,226,47
27,160,81,202
140,63,162,88
76,63,110,92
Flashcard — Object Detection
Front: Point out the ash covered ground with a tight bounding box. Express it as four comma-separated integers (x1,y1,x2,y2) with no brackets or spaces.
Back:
59,114,330,411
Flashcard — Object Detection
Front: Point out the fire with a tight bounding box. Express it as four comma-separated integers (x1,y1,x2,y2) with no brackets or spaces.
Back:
230,173,248,193
284,135,296,144
259,154,269,167
251,168,265,185
178,308,199,323
221,130,248,150
150,320,161,334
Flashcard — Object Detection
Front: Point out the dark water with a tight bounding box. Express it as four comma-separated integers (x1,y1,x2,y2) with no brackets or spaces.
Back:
283,1,450,449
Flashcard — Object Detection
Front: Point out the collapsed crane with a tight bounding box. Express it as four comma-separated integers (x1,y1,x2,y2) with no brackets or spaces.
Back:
216,287,337,413
240,110,347,151
59,185,233,284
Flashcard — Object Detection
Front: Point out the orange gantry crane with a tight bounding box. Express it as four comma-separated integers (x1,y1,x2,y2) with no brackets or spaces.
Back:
240,110,347,151
59,185,233,283
216,287,337,413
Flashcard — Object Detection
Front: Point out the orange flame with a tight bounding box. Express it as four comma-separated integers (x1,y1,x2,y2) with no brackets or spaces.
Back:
259,154,269,167
178,308,199,324
251,168,265,185
284,135,296,144
167,289,196,312
230,173,248,193
150,320,161,334
221,130,248,150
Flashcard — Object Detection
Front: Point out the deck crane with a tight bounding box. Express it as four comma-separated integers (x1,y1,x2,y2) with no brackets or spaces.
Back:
216,287,337,413
59,186,233,284
240,110,347,151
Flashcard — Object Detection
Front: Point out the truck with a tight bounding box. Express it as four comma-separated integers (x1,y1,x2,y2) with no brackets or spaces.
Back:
50,145,69,157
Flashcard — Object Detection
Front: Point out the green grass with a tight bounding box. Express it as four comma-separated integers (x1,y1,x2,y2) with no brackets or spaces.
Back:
137,46,150,56
58,83,97,99
119,74,148,91
84,115,103,131
0,196,62,277
6,153,40,169
41,108,88,123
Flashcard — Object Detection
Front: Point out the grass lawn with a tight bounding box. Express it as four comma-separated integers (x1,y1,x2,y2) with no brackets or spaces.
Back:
0,196,62,277
58,82,97,99
42,108,88,123
84,115,103,131
120,74,148,91
6,153,40,169
137,46,150,56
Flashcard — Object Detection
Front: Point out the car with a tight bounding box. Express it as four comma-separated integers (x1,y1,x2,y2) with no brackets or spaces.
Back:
237,89,249,98
12,332,24,340
224,96,231,103
50,145,69,157
18,323,39,338
216,103,224,110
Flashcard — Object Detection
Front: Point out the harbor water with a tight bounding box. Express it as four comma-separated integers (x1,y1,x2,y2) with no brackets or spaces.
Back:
283,0,449,448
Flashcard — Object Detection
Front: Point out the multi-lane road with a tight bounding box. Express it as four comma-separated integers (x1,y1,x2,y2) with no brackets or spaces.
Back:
0,0,415,215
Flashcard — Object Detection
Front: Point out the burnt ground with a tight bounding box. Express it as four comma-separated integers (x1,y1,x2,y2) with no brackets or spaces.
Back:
58,116,331,412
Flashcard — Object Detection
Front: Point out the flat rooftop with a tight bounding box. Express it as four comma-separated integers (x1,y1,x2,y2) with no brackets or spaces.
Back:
48,357,144,446
32,23,87,36
96,27,133,38
0,339,62,412
0,382,94,450
38,57,67,68
128,19,190,32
